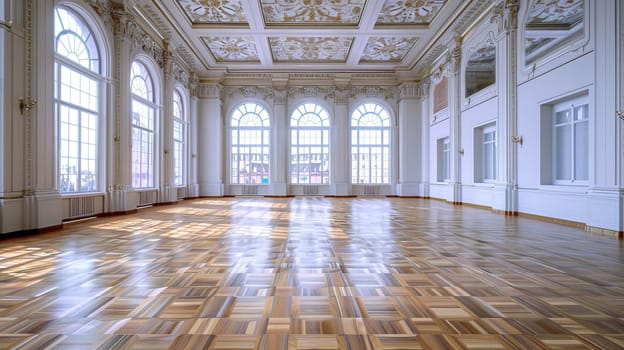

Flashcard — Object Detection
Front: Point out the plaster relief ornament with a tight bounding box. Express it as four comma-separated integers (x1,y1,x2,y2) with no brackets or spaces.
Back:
377,0,447,24
261,0,365,25
177,0,247,24
360,37,419,62
270,37,353,62
203,36,260,62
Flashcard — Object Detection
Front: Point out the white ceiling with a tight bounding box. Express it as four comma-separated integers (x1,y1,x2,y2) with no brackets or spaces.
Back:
133,0,496,78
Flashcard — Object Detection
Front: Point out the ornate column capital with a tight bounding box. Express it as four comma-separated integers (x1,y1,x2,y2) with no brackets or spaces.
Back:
334,88,349,105
491,0,519,34
399,82,420,100
274,88,288,105
197,83,223,100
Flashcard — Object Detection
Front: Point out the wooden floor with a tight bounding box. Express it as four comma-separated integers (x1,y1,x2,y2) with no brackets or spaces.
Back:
0,197,622,350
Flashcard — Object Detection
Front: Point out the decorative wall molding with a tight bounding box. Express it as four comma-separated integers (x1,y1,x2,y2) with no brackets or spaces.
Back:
222,84,398,104
111,3,165,67
23,0,34,192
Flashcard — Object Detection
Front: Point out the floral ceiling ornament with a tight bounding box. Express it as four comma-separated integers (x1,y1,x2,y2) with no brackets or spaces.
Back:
360,36,419,62
261,0,365,25
202,36,260,62
269,37,354,62
376,0,447,25
177,0,247,24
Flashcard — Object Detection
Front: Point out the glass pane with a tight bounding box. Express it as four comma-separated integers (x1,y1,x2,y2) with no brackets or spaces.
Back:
574,120,588,180
555,125,571,180
575,104,588,121
555,110,571,124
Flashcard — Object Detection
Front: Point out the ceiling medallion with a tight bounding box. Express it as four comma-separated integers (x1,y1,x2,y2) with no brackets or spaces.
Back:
360,37,419,62
203,37,260,62
261,0,365,26
376,0,447,25
269,37,354,62
177,0,248,24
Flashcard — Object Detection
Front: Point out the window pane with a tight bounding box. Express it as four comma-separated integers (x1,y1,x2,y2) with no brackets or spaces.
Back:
55,7,101,194
231,103,271,184
574,120,588,181
351,103,390,184
555,124,571,180
555,110,571,124
290,103,330,184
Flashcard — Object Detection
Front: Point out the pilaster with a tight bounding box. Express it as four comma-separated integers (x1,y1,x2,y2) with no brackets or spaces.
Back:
271,87,288,195
397,82,424,196
492,0,519,215
587,0,622,233
332,87,350,196
107,4,137,213
197,82,224,196
187,76,199,198
448,37,462,204
25,0,61,230
159,44,177,203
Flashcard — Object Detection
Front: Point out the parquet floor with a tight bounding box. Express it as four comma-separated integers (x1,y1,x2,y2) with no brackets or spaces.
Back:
0,197,622,350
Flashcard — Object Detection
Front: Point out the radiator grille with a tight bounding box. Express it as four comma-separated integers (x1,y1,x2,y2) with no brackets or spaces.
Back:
303,186,319,195
138,190,156,206
242,185,258,195
68,196,96,219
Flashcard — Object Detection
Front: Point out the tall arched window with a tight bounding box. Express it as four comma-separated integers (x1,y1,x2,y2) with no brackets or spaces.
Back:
130,61,156,188
230,103,270,185
290,103,330,184
55,6,102,193
173,89,187,186
351,103,390,184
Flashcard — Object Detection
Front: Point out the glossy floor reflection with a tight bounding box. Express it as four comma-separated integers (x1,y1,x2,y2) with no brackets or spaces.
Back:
0,197,622,349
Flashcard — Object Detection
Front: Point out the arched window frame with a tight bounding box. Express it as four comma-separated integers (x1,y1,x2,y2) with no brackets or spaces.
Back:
130,60,158,189
350,103,391,184
172,88,188,186
289,103,331,185
230,102,271,185
54,5,103,194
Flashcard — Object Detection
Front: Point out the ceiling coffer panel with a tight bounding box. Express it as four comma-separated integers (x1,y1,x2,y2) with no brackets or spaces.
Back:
260,0,366,26
269,37,354,62
360,36,419,62
202,36,260,62
177,0,248,25
376,0,447,25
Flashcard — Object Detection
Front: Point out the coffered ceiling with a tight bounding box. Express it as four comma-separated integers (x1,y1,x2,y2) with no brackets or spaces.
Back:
133,0,495,79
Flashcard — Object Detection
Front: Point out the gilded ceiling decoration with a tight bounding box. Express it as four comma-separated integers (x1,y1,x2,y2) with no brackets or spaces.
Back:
526,0,583,28
260,0,366,26
136,0,496,75
177,0,248,24
269,37,354,62
202,36,260,62
360,37,419,62
376,0,447,25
